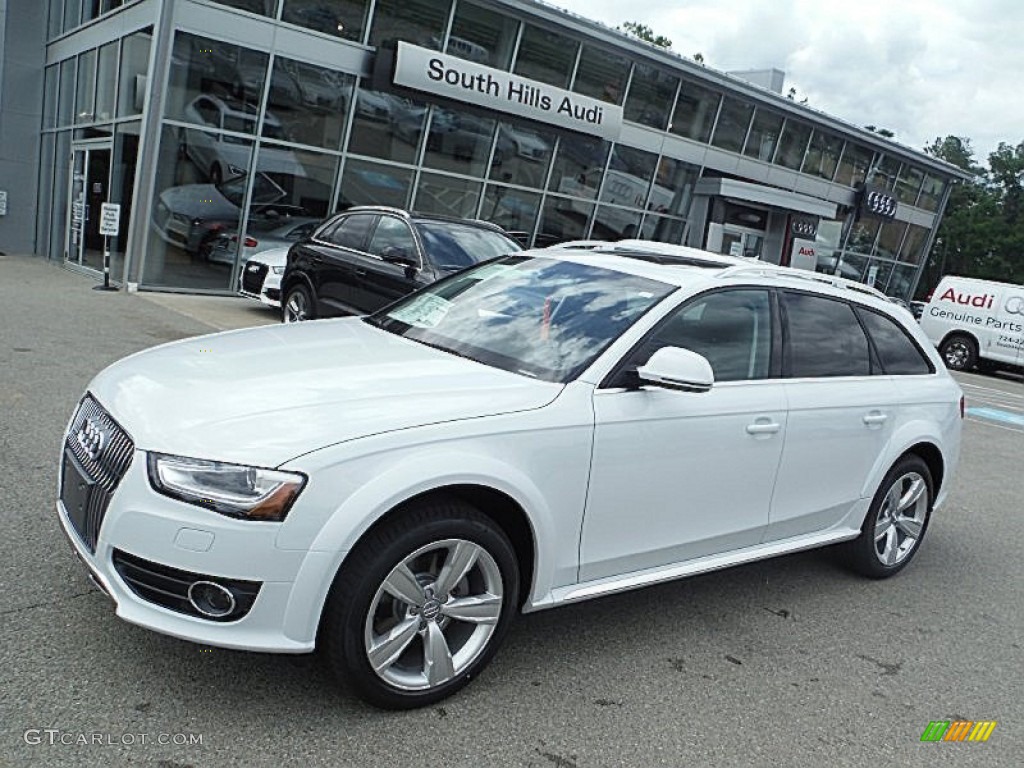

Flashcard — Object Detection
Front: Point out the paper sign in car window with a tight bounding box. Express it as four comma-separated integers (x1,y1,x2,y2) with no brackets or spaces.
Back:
388,293,453,328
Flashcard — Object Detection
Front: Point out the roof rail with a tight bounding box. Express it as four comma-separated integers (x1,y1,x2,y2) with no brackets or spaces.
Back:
717,264,889,300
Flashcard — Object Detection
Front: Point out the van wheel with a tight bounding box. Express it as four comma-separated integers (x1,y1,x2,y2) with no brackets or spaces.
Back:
841,454,933,579
320,499,518,709
939,334,977,371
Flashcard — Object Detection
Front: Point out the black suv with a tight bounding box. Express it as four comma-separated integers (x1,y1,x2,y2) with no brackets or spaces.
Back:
280,207,522,322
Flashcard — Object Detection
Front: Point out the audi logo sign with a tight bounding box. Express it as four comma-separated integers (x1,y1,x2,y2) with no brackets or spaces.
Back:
790,217,818,238
859,187,898,220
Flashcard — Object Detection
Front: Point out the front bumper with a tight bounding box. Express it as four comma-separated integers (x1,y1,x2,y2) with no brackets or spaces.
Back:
56,448,334,653
238,265,282,308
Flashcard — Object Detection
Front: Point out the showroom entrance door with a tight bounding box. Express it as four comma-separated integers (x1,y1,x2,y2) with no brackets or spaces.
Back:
719,225,765,260
65,143,113,273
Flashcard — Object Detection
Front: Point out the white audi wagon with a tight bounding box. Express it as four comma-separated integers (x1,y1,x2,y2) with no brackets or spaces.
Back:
57,243,963,708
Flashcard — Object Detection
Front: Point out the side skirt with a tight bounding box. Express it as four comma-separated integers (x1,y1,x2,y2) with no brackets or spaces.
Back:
524,528,860,613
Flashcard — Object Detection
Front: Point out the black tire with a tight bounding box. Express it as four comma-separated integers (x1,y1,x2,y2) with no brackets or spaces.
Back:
282,283,316,323
939,333,977,371
841,454,934,579
320,498,519,709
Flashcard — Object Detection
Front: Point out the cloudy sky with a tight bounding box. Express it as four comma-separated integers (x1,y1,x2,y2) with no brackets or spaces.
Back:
551,0,1022,164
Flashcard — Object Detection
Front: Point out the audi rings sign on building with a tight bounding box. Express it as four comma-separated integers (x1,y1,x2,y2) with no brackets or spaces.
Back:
1006,295,1024,316
790,216,819,239
859,186,898,220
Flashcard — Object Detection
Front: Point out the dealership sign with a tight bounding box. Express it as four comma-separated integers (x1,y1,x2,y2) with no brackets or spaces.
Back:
857,185,898,220
393,42,624,141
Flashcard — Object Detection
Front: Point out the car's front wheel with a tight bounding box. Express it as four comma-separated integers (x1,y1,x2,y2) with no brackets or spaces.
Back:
282,283,315,323
320,499,519,709
842,454,934,578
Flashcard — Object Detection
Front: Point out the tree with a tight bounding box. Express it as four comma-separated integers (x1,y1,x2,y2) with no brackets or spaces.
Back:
865,125,896,139
786,86,809,106
618,21,672,49
693,52,705,65
916,136,1024,294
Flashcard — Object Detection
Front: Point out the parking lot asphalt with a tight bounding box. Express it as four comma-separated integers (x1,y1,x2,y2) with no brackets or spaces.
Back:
1,255,1021,768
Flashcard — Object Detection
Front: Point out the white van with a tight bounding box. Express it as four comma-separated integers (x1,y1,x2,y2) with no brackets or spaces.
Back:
919,275,1024,372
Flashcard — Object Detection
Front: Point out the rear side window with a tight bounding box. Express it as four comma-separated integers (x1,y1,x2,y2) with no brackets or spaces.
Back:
783,291,870,377
858,308,933,375
326,214,375,249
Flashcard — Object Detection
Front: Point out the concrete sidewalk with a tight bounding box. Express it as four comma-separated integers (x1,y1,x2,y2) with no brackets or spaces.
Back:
0,253,279,333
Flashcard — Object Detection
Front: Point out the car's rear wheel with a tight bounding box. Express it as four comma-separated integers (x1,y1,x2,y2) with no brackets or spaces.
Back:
320,499,519,709
939,333,977,371
842,454,933,578
282,284,315,323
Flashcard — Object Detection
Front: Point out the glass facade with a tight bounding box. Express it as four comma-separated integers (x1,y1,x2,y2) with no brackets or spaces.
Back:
32,0,956,302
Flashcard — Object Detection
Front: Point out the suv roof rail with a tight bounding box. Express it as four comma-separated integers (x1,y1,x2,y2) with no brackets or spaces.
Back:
718,264,889,300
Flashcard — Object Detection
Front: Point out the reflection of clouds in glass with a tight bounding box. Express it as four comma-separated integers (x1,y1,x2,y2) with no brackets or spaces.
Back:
386,258,672,381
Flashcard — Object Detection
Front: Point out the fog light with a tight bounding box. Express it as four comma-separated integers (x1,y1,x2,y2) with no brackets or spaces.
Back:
188,581,236,618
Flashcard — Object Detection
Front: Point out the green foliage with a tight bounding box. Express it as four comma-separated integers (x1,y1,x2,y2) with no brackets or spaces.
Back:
865,125,896,139
917,136,1024,296
618,21,673,49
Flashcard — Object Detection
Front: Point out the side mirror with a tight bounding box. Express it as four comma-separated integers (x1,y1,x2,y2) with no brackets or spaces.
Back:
636,347,714,393
381,245,416,268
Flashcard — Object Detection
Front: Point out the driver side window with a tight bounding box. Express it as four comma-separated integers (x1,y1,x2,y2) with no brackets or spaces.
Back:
368,216,418,260
633,289,773,382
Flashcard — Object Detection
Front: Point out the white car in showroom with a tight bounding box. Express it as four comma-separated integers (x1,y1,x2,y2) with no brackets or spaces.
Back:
57,244,963,709
237,245,289,308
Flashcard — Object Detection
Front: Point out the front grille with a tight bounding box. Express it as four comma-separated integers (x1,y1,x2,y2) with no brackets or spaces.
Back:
112,549,261,622
241,262,268,294
62,395,134,552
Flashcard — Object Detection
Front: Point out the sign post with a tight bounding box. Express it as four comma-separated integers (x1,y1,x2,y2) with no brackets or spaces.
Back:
95,203,121,292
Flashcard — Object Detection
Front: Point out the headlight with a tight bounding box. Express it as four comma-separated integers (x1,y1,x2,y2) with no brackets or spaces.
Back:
271,266,286,274
147,453,306,521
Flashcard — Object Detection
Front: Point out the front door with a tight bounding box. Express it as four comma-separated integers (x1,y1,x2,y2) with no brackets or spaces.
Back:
65,145,112,272
580,288,785,581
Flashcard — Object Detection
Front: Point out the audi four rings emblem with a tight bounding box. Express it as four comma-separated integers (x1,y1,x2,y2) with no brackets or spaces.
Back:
77,418,108,462
865,191,898,219
1006,296,1024,315
792,219,817,237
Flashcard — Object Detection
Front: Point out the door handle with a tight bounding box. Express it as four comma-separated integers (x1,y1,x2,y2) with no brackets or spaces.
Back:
746,421,781,435
355,268,367,277
862,412,889,426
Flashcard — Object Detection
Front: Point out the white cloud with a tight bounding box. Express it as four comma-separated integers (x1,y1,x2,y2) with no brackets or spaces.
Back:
550,0,1023,162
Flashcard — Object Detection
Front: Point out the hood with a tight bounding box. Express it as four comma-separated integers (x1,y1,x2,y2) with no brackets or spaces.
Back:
88,318,562,467
160,184,239,220
248,245,291,267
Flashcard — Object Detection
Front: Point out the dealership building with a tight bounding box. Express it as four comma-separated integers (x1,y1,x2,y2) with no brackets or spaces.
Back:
0,0,969,298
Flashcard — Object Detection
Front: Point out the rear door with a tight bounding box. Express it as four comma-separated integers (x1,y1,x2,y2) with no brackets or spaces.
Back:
350,215,424,312
766,290,899,542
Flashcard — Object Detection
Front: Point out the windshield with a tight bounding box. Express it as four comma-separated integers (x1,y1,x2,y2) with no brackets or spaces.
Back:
368,255,674,382
415,220,522,272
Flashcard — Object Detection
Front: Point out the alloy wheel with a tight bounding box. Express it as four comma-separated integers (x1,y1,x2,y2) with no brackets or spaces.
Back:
873,471,928,566
284,290,309,323
363,539,504,692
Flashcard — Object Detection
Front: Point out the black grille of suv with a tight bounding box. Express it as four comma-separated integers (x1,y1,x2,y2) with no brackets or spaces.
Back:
61,395,134,552
241,262,268,294
112,549,261,622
